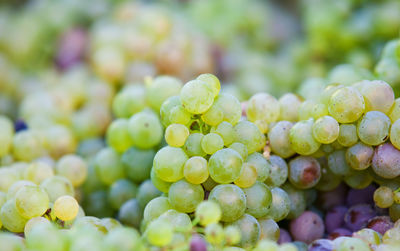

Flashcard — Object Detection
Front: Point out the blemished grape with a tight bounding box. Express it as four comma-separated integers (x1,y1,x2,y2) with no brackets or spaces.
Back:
54,195,79,221
374,186,394,209
208,148,243,184
184,156,209,184
15,185,49,219
243,181,272,218
357,111,391,146
372,143,400,179
345,142,374,171
390,119,400,150
312,116,339,144
337,124,358,147
153,146,188,182
146,218,173,246
246,93,280,124
165,123,190,147
268,121,295,158
325,206,348,234
289,211,324,244
201,133,224,155
288,156,321,189
266,187,291,222
344,204,376,232
128,110,163,149
229,214,260,249
195,200,222,226
168,179,204,213
146,76,183,112
366,216,394,235
209,184,246,223
289,119,321,155
309,239,334,251
180,79,214,114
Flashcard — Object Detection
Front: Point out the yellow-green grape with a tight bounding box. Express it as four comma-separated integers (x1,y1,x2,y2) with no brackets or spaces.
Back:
394,190,400,204
224,225,241,245
312,116,339,144
24,217,50,235
184,156,209,184
229,142,248,160
213,94,242,125
234,163,257,188
390,119,400,150
209,148,243,184
205,223,225,245
328,86,365,123
183,133,206,157
254,120,269,134
40,176,75,202
279,93,302,122
0,199,28,232
253,240,279,251
0,191,6,208
383,227,400,245
0,115,14,157
92,46,126,84
345,142,374,170
289,119,321,155
153,146,188,182
311,103,329,120
202,104,224,126
337,124,358,147
389,98,400,122
197,73,220,98
212,121,235,146
143,197,172,223
54,195,79,221
168,180,204,213
353,228,382,246
128,110,163,149
201,133,224,155
56,154,88,187
112,85,146,118
298,100,316,120
146,219,173,246
7,180,36,200
344,169,373,189
209,184,246,222
0,167,19,192
180,79,214,114
195,200,222,226
165,123,189,147
234,121,266,154
24,162,55,185
94,148,125,185
15,185,49,219
268,121,295,158
146,76,183,112
259,218,280,241
374,186,394,209
13,130,43,161
45,125,77,159
243,182,272,218
358,80,394,114
106,119,134,153
158,209,192,232
357,111,391,146
320,84,344,106
228,214,260,249
160,96,181,127
246,93,280,124
169,105,191,125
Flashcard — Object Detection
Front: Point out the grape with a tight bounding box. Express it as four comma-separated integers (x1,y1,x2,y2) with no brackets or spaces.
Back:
372,143,400,179
122,147,154,183
100,218,121,231
54,195,79,221
367,216,394,235
0,199,28,232
309,239,334,251
195,200,221,226
289,211,324,244
7,180,36,200
158,209,192,232
108,179,137,210
94,147,125,185
346,185,375,207
389,98,400,122
202,103,224,126
213,94,242,125
328,150,351,176
268,121,295,158
184,156,209,184
283,183,307,219
136,180,161,208
56,154,88,187
180,79,214,114
112,85,146,118
344,169,373,189
205,223,225,245
106,119,134,153
184,133,207,157
357,80,394,114
146,76,182,112
40,176,74,203
382,225,400,245
246,152,271,182
153,146,188,182
289,119,321,155
24,161,54,185
357,111,391,146
209,184,246,222
345,142,374,171
229,142,248,160
289,156,321,189
374,186,394,209
170,105,191,125
259,217,279,241
146,218,173,246
208,148,243,184
151,168,171,193
234,121,266,154
143,197,172,223
253,239,279,251
0,233,24,251
105,227,141,251
118,199,143,229
312,116,339,144
165,123,190,147
246,93,280,124
299,100,328,120
168,179,204,213
15,185,49,219
266,187,291,222
337,237,370,251
229,214,260,249
390,119,400,150
278,228,292,244
0,116,14,157
234,163,257,188
160,96,181,127
128,110,163,149
190,235,208,251
344,204,376,231
212,121,235,146
279,93,302,122
325,206,348,233
243,181,272,218
201,133,224,154
328,228,352,240
197,73,220,98
12,130,43,161
26,223,68,251
389,203,400,222
337,124,358,147
82,190,113,218
328,86,365,123
315,159,341,191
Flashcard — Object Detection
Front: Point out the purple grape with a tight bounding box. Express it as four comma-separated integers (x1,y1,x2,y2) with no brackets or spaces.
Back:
309,239,334,251
55,28,87,70
318,183,348,210
372,143,400,179
14,119,28,132
278,228,292,244
325,206,348,233
367,216,394,235
190,235,207,251
327,228,352,240
289,211,324,244
344,204,376,231
346,185,375,206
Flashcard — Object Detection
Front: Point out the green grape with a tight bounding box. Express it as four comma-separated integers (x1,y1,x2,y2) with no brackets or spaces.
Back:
180,79,214,114
146,76,183,112
345,142,374,170
197,73,221,98
105,227,142,251
209,184,246,222
160,96,181,127
72,216,107,233
108,179,137,210
357,111,391,146
168,180,204,213
202,103,224,126
213,94,242,125
264,155,288,187
234,163,257,188
282,183,306,219
246,93,280,124
312,116,339,144
289,119,321,155
118,199,143,229
253,239,279,251
383,227,400,245
353,228,381,246
77,138,106,159
229,214,260,249
243,181,272,218
24,161,54,185
12,130,43,161
183,132,206,157
169,105,191,125
112,85,146,118
229,142,248,160
26,223,68,251
150,168,171,193
158,209,192,232
234,121,266,154
328,86,365,123
106,119,134,153
266,187,291,222
201,133,224,155
0,199,28,232
390,119,400,150
319,84,345,106
315,160,342,191
389,98,400,122
0,233,24,251
136,180,162,208
0,115,14,157
298,100,316,120
83,191,113,218
344,169,373,189
358,80,394,114
44,125,77,159
0,191,6,207
374,186,394,209
94,148,125,185
128,110,163,149
40,175,75,202
337,124,358,147
122,147,154,183
184,156,209,184
246,152,270,182
338,237,370,251
56,154,88,187
195,200,222,226
224,225,241,245
165,123,189,147
153,146,188,182
15,185,49,219
24,216,50,236
289,156,321,189
205,223,225,245
279,93,302,122
143,197,172,223
258,217,279,241
146,218,173,246
328,150,352,176
100,217,122,232
54,195,79,221
268,121,295,158
212,121,235,146
209,148,243,184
